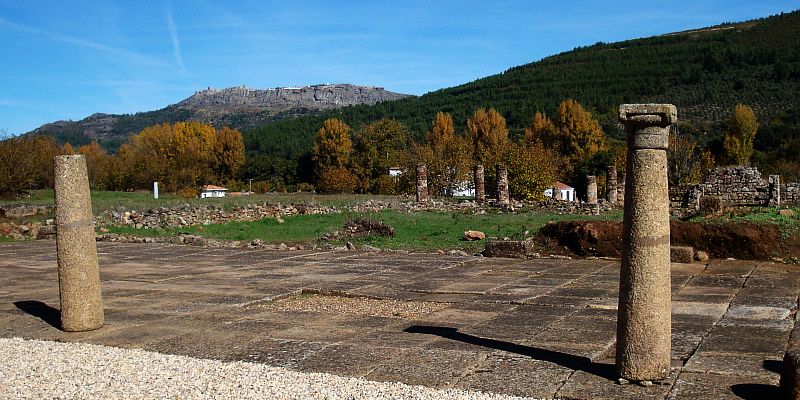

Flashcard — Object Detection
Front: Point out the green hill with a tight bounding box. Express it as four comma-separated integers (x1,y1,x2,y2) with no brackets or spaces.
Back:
243,10,800,184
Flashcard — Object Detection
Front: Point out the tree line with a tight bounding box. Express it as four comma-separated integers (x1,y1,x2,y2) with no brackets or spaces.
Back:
0,122,244,197
0,100,771,199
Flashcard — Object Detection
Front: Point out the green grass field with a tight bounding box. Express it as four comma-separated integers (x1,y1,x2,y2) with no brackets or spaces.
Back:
106,209,624,251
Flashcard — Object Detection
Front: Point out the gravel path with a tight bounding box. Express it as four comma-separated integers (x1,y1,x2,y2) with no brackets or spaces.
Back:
258,293,449,319
0,337,538,400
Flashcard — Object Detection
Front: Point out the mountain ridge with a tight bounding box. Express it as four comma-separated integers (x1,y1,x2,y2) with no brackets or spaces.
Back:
30,83,410,148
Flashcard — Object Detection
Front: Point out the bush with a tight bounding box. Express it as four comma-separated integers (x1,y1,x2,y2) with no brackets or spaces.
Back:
295,182,315,192
251,180,271,194
179,187,200,198
317,167,358,194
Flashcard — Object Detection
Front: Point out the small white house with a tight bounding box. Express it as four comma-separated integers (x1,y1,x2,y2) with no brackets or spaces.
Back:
200,185,228,198
544,182,575,202
451,180,475,197
388,167,404,177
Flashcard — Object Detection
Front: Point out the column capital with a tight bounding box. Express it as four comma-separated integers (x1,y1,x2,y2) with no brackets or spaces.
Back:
619,104,677,125
619,104,677,150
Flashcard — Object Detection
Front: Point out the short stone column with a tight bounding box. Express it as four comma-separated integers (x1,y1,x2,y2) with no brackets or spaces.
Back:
54,155,104,332
474,164,485,205
416,164,429,203
616,104,677,382
769,175,781,206
586,175,598,204
618,173,626,204
606,165,617,204
496,165,509,205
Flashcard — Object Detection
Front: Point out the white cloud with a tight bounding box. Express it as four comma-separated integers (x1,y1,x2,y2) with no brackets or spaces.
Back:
166,11,187,73
0,17,168,68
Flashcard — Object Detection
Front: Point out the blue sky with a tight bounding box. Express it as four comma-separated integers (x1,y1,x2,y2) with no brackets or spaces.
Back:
1,1,798,135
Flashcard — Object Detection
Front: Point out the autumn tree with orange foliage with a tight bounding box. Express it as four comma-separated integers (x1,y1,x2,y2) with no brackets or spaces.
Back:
553,99,606,167
467,108,510,169
107,121,245,192
524,112,557,145
417,112,471,196
77,141,111,189
311,118,359,193
0,134,60,197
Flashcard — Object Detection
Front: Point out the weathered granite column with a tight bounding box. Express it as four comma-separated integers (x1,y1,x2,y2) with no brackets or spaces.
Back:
54,155,104,332
616,104,676,381
586,175,598,204
769,175,781,206
781,349,800,400
474,164,485,205
416,164,429,203
606,165,618,204
497,165,509,205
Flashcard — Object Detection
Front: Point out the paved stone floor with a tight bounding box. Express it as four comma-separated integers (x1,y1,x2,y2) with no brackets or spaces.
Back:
1,240,798,399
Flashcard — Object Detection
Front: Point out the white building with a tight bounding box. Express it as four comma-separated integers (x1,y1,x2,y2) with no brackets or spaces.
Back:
544,182,575,202
200,185,228,198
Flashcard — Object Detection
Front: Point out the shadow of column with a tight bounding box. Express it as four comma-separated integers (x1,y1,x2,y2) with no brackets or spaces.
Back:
404,325,615,380
13,300,62,330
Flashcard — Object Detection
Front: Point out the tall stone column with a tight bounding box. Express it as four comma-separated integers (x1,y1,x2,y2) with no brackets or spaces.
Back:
616,104,676,382
586,175,598,204
54,155,104,332
606,165,617,204
496,165,509,205
474,164,485,205
416,164,429,203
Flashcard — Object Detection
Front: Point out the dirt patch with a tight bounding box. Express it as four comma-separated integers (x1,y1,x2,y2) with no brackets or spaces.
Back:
539,220,798,261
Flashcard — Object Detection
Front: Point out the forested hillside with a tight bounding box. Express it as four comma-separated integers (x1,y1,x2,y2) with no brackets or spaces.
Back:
243,11,800,184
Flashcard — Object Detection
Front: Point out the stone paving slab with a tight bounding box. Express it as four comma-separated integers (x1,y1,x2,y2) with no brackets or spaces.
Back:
0,240,798,399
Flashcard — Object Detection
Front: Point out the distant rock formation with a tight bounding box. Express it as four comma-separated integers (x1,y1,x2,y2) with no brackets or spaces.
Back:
179,84,407,116
29,84,410,148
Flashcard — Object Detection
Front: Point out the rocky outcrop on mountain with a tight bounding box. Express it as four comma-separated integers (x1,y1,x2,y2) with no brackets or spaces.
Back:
179,84,408,117
29,84,410,148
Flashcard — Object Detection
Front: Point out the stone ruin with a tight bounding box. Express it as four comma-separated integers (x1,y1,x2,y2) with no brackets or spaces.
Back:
670,165,800,213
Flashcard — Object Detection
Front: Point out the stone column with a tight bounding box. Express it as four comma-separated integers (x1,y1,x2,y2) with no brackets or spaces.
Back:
416,164,429,203
769,175,781,206
496,165,509,205
474,164,485,205
54,155,104,332
606,165,617,204
781,349,800,400
586,175,598,204
618,173,626,204
616,104,676,382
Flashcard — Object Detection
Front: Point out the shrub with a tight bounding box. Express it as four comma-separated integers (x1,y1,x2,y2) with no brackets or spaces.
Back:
317,167,358,194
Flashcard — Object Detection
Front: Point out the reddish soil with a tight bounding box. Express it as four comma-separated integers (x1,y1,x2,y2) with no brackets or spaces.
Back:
539,220,799,261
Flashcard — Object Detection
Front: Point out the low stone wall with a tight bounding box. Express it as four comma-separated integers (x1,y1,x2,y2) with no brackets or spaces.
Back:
0,205,52,218
670,166,799,211
782,183,800,205
97,203,341,229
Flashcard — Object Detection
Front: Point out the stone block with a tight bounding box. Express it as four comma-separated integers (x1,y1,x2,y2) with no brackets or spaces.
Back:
699,196,723,215
671,246,695,263
483,239,532,259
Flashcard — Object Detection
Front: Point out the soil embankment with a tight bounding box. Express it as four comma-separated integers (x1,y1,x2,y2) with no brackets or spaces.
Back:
540,220,797,261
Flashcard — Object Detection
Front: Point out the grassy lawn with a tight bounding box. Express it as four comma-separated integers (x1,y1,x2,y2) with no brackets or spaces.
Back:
689,206,800,239
107,209,624,251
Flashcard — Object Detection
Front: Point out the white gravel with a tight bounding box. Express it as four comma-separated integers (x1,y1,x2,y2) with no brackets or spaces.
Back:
0,337,537,400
